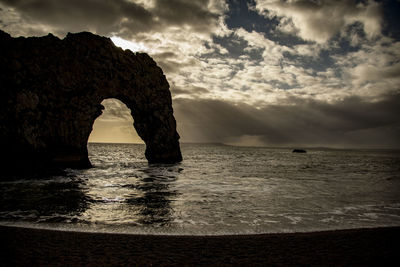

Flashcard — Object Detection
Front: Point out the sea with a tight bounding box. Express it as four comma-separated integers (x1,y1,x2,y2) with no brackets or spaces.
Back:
1,143,400,235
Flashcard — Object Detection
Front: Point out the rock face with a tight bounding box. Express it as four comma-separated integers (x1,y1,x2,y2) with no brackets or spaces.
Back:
0,30,182,174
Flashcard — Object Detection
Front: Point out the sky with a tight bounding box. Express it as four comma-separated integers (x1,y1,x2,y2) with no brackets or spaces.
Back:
1,0,399,148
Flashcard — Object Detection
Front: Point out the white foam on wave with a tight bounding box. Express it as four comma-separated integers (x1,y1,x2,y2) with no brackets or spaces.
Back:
2,220,397,237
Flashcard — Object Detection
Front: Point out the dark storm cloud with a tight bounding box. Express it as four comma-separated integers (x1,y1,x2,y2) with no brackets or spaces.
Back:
0,0,154,36
152,0,219,32
174,93,400,148
0,0,221,37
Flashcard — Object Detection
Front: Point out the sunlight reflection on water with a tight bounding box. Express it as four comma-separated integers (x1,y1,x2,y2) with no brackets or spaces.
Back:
1,143,400,234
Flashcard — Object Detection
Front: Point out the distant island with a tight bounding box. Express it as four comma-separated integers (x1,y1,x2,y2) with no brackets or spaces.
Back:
292,149,307,153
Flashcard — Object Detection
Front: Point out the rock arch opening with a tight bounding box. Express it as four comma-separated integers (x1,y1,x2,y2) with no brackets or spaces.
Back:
88,99,143,144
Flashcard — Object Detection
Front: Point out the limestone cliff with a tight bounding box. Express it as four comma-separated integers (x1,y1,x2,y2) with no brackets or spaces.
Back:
0,30,182,174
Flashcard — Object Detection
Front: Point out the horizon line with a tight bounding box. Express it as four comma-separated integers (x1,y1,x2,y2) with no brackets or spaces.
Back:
87,142,400,150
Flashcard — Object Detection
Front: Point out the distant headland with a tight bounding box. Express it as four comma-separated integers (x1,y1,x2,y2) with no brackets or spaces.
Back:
0,30,182,175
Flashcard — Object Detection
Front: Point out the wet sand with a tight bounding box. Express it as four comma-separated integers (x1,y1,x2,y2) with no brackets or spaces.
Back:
1,225,399,266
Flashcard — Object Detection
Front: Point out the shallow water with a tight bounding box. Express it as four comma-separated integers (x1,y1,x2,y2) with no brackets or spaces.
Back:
1,143,400,234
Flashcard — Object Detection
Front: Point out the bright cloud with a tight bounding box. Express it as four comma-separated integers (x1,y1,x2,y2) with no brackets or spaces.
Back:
110,36,149,53
253,0,383,43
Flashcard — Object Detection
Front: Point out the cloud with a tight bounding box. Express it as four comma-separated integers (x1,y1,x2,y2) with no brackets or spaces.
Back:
0,0,228,101
150,0,220,33
1,0,399,149
0,0,154,37
333,36,400,98
96,99,133,122
253,0,383,43
0,0,225,38
170,84,210,98
219,22,399,104
173,93,400,148
90,93,400,148
352,62,400,85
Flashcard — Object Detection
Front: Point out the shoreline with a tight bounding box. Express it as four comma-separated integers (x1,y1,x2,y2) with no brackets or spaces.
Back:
1,225,399,266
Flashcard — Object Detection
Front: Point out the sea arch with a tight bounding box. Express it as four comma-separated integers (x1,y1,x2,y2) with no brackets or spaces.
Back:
0,30,182,174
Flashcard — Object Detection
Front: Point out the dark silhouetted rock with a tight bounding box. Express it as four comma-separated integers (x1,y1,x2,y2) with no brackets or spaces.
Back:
0,30,182,175
292,149,307,153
